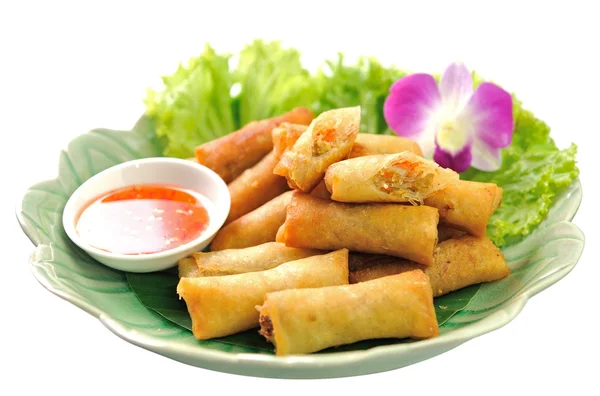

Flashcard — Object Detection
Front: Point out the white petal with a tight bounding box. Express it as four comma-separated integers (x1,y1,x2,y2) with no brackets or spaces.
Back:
417,119,438,159
440,62,473,116
470,140,502,171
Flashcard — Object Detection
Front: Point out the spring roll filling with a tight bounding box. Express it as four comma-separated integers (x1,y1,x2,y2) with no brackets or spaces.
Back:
370,153,458,204
258,312,274,341
312,126,340,156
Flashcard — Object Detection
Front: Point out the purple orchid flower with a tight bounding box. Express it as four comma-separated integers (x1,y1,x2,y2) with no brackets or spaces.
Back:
383,63,514,172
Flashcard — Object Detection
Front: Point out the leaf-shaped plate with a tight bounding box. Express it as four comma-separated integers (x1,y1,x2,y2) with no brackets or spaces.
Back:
16,120,584,378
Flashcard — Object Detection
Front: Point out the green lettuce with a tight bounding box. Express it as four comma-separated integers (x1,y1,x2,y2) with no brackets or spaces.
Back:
144,40,579,248
145,44,235,158
145,40,319,158
235,40,319,126
461,104,579,246
312,54,405,134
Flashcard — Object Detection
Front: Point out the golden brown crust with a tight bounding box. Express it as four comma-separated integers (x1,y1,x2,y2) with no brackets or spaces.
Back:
308,180,331,200
424,180,503,236
225,151,290,224
177,249,349,340
272,128,422,164
348,253,422,283
426,235,509,296
272,123,309,159
278,192,439,266
178,257,200,278
211,191,293,250
355,134,423,156
324,153,458,205
275,224,286,243
259,270,438,355
438,225,467,242
190,242,323,277
347,142,373,158
274,107,360,192
348,236,510,297
195,107,314,183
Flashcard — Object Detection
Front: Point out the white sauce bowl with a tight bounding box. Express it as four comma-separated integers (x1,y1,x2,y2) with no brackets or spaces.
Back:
62,157,230,273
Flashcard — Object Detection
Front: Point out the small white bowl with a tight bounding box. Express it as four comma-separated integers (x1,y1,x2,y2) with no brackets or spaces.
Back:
62,157,230,273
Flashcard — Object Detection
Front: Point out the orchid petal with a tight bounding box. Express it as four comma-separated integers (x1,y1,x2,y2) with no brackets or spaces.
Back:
384,74,440,158
384,74,440,138
463,82,514,148
440,62,473,114
433,142,472,173
470,139,503,171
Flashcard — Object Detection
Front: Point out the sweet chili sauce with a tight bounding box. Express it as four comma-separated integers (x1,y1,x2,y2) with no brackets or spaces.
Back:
76,184,210,255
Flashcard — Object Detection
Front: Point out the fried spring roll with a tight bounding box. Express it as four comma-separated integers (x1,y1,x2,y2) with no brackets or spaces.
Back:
273,127,422,161
438,225,466,242
325,153,459,204
226,151,289,224
347,142,373,158
258,270,438,355
424,180,503,236
277,193,439,265
275,223,286,243
355,133,423,156
272,123,308,159
178,249,349,339
274,107,360,192
349,236,510,296
309,180,331,200
195,107,314,183
178,258,198,278
211,191,293,250
178,242,322,278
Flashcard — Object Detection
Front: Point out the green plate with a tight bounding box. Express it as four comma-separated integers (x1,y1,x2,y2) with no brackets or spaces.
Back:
16,116,584,378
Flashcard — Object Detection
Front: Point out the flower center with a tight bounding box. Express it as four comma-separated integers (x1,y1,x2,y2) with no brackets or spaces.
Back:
437,120,467,153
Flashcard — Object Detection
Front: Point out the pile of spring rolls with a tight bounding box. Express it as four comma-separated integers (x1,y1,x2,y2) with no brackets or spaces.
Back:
178,106,511,356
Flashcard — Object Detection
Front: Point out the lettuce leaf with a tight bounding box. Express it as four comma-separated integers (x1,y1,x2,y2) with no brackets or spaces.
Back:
234,40,319,126
461,104,579,246
145,44,235,158
145,40,320,157
312,54,405,134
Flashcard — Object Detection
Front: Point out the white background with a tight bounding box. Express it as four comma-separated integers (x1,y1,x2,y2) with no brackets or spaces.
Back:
2,1,598,395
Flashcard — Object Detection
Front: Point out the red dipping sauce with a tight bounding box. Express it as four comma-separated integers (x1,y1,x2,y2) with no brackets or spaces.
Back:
76,184,210,255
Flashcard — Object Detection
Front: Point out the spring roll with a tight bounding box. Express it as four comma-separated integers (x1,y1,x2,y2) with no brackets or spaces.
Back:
274,107,360,192
277,193,439,265
355,133,423,156
438,225,466,242
178,249,349,339
349,236,510,296
325,153,459,204
309,180,331,200
258,270,438,355
347,142,373,158
178,258,199,278
226,151,289,224
272,123,308,159
274,127,422,160
195,107,314,183
178,242,323,278
211,191,293,250
424,180,503,236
